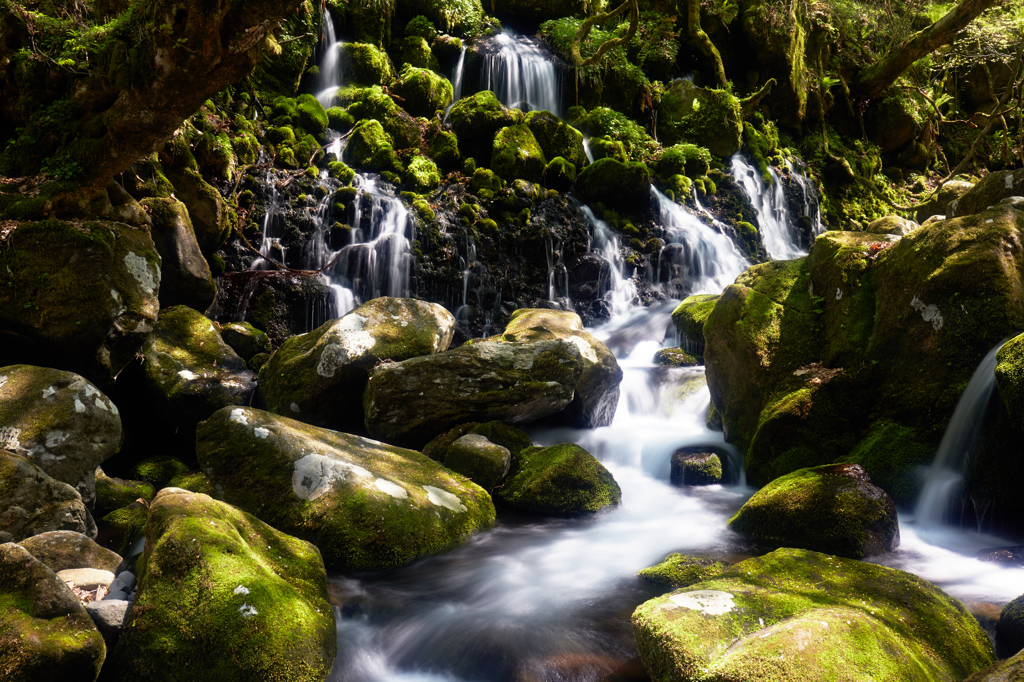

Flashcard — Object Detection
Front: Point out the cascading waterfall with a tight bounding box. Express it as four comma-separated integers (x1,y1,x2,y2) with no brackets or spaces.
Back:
479,29,561,115
914,341,1005,526
581,205,637,317
785,157,823,235
443,46,467,120
314,11,343,107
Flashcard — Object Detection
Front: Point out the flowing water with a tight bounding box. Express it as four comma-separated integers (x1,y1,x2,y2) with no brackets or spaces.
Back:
314,11,343,108
479,29,561,115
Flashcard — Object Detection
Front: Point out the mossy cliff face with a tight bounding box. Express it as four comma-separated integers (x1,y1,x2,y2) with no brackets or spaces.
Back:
494,443,621,517
196,407,495,571
0,365,121,507
0,542,105,682
0,220,161,384
106,488,336,682
632,548,995,682
258,297,456,431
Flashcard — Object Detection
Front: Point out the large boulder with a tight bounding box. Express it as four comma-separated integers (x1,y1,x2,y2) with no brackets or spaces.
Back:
637,554,728,589
632,548,995,682
443,435,513,491
0,220,160,383
391,64,453,118
196,407,495,570
949,169,1024,218
0,450,95,542
671,294,718,357
489,309,622,428
218,321,272,362
0,542,106,682
491,124,547,184
448,90,524,166
364,339,584,447
141,197,216,312
525,110,587,171
494,443,620,517
338,42,394,86
163,168,234,259
139,306,256,440
0,365,121,506
106,488,336,682
728,463,899,559
343,118,401,174
657,80,742,158
17,531,121,573
258,297,455,431
574,157,651,212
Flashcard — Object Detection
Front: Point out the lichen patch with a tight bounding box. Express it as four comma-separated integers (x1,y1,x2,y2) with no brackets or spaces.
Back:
229,408,250,425
374,478,409,499
567,336,598,363
292,453,372,501
423,485,468,512
668,590,736,615
124,251,157,295
911,296,944,330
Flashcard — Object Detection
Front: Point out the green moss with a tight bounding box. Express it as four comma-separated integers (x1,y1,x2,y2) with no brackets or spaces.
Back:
448,91,524,166
574,157,650,212
427,128,460,171
405,15,438,41
403,155,441,193
525,110,587,170
653,348,699,367
423,421,533,462
491,124,547,184
586,136,627,163
102,502,149,556
391,64,452,118
339,43,394,86
638,554,727,589
95,469,155,512
494,443,621,517
658,80,742,159
840,421,936,507
672,294,719,356
342,119,401,173
394,36,439,71
326,106,354,132
654,144,712,181
165,470,218,497
346,85,423,149
327,161,356,184
469,167,505,198
570,107,657,162
295,94,329,137
133,456,190,486
542,156,576,192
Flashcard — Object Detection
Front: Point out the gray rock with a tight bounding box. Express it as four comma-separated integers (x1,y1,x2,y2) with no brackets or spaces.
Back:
86,598,130,645
0,450,95,542
0,365,122,506
142,197,217,312
109,570,137,593
951,169,1024,217
104,589,130,602
445,434,511,490
17,530,121,572
56,567,115,591
866,215,918,236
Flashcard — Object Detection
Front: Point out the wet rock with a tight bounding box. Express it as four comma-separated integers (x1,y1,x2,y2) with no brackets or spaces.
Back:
728,463,899,559
94,468,155,512
0,220,160,383
344,119,401,174
196,407,495,571
346,85,424,150
364,339,583,447
492,124,547,184
210,270,337,346
391,64,453,118
653,348,699,367
85,598,129,645
17,531,121,573
0,450,95,542
632,548,995,682
574,157,650,212
670,449,723,486
866,214,918,236
106,488,336,681
166,470,218,497
995,334,1024,434
259,297,455,431
218,321,272,362
950,169,1024,218
494,443,620,517
658,80,742,158
525,110,587,170
100,500,148,556
142,197,217,311
0,365,121,506
448,90,524,166
998,594,1024,658
637,554,728,589
0,542,105,682
444,434,512,491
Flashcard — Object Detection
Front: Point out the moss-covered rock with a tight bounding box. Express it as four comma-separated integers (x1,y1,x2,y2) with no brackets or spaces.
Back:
632,548,995,682
403,154,441,193
658,80,742,159
637,554,727,589
997,594,1024,658
212,271,337,347
652,348,699,367
0,542,105,682
586,136,627,162
394,0,484,35
196,407,494,570
391,64,453,118
338,42,394,86
218,322,272,363
346,85,424,150
422,421,534,463
541,156,576,192
949,169,1024,218
494,443,620,517
106,488,335,682
365,339,584,447
342,119,401,173
141,197,216,312
259,297,455,431
294,93,329,137
165,471,218,497
162,168,234,259
469,167,505,198
866,215,918,236
669,449,722,486
448,91,525,167
571,107,657,162
17,531,120,573
100,501,148,557
491,124,547,184
728,463,899,559
839,420,936,507
394,36,439,71
132,456,190,487
574,157,650,212
0,365,121,507
428,128,461,171
653,143,712,181
140,306,256,441
443,434,512,491
0,450,94,543
671,294,718,357
0,220,160,383
94,469,155,513
525,110,587,170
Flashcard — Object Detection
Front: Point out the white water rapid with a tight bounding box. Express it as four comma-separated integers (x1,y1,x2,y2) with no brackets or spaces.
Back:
479,29,561,115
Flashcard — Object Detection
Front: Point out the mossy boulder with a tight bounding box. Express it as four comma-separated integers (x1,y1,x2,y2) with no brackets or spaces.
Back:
0,450,94,543
162,168,234,259
196,407,495,571
0,220,160,383
632,548,995,682
17,531,121,573
132,456,190,487
94,469,155,513
365,339,584,447
492,309,622,428
443,434,512,491
258,297,455,431
0,542,106,682
342,119,401,174
338,42,394,86
728,463,899,559
428,128,460,171
106,488,336,682
165,471,217,497
346,86,424,150
571,107,656,162
218,322,272,363
637,554,727,589
525,110,587,170
391,64,453,118
658,80,742,158
494,443,620,517
403,154,441,193
586,136,627,162
0,365,121,507
574,157,650,212
949,169,1024,218
100,502,148,557
469,167,506,198
671,294,718,357
542,157,576,192
141,197,216,312
294,94,329,137
491,124,547,184
139,306,256,441
654,143,712,180
652,348,699,367
915,179,974,223
448,91,525,167
394,36,439,71
996,333,1024,435
866,215,918,236
997,594,1024,658
212,271,336,347
423,421,534,463
669,449,722,486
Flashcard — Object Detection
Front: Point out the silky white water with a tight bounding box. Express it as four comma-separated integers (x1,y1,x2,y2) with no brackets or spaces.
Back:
480,29,561,115
314,11,343,107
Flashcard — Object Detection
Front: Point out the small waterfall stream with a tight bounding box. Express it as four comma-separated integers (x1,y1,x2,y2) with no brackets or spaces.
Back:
478,29,561,115
315,11,343,107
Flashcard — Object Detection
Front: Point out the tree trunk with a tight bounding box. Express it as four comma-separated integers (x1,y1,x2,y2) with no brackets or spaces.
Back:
686,0,727,88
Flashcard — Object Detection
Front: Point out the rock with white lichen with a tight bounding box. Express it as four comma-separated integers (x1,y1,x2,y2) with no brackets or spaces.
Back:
0,365,122,506
17,530,121,573
632,547,995,682
105,488,336,682
258,297,456,431
196,407,495,570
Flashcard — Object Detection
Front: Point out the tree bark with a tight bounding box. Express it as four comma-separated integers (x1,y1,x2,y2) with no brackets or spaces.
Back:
569,0,639,69
852,0,1002,100
686,0,727,88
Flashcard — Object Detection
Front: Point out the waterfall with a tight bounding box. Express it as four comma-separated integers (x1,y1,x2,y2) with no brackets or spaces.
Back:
651,187,749,296
785,158,823,235
480,29,561,115
581,205,637,317
442,46,467,121
314,10,343,108
914,341,1005,526
730,153,820,260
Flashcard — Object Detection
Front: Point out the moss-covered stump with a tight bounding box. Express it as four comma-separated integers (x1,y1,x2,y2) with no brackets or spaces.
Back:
106,488,336,682
196,407,494,570
0,365,121,507
140,306,256,440
443,434,512,491
0,542,106,682
338,42,394,87
448,91,525,167
391,64,452,118
1,450,95,543
657,80,742,158
141,197,217,312
218,322,272,363
950,169,1024,218
0,220,160,383
343,119,401,174
494,443,620,517
965,648,1024,681
259,297,455,431
364,339,583,447
17,531,121,574
574,157,651,212
669,449,722,486
492,309,622,428
637,554,727,589
492,124,547,184
525,110,587,170
671,294,718,357
632,548,995,682
998,594,1024,658
866,215,918,236
728,463,899,559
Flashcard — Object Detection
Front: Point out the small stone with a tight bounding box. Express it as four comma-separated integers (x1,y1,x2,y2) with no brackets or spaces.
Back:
86,599,130,645
57,568,115,592
444,434,511,490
